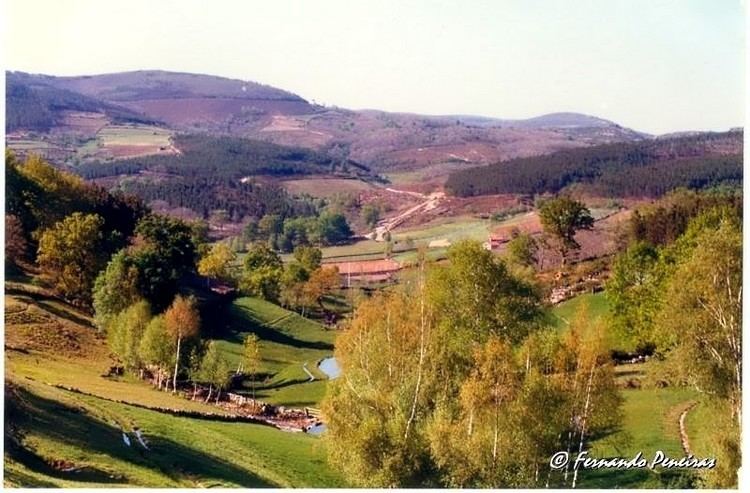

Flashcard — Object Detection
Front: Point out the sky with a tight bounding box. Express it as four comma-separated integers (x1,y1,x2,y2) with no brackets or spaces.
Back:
2,0,746,134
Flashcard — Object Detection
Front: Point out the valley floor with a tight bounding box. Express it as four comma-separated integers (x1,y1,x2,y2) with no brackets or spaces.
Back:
4,285,709,488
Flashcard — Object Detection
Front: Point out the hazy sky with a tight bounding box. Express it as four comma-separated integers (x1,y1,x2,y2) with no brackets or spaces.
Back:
3,0,745,134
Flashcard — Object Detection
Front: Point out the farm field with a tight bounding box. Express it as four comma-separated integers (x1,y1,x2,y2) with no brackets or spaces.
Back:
280,178,376,198
81,124,174,161
318,214,503,262
5,138,56,151
96,125,171,147
4,285,343,488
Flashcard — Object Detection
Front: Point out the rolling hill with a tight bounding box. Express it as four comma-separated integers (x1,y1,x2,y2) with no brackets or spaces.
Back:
6,72,158,134
6,70,647,175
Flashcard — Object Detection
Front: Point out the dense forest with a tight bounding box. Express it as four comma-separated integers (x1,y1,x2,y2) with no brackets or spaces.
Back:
75,134,378,220
444,131,742,197
119,177,317,222
77,134,373,180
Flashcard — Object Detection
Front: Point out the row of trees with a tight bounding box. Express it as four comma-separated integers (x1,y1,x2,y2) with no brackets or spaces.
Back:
104,293,263,402
321,241,621,487
607,193,741,487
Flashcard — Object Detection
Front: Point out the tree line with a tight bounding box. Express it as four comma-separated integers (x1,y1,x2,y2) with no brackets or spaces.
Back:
444,131,742,198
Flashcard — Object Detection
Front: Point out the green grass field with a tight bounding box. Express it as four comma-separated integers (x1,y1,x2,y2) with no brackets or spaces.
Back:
577,386,700,488
96,125,172,147
550,292,610,329
5,379,341,487
4,286,343,487
212,297,337,407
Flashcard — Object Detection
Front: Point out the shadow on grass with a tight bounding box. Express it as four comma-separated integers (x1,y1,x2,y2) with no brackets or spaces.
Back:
559,425,698,489
570,465,695,489
240,376,312,393
5,385,277,487
227,307,333,351
36,300,95,329
9,293,94,329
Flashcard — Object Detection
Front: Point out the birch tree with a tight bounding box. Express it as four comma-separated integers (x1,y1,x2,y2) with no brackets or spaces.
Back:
164,295,201,392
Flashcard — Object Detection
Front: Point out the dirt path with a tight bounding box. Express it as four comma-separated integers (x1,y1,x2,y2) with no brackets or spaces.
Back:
302,363,315,382
369,189,445,241
678,401,698,455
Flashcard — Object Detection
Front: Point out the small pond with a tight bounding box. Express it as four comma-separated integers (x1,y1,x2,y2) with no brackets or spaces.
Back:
318,357,341,379
306,423,328,435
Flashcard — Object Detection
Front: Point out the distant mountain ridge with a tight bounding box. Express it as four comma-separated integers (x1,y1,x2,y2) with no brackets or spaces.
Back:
46,70,307,102
6,69,650,173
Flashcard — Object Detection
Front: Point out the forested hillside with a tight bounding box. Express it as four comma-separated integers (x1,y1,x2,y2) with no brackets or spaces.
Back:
78,134,372,180
444,131,742,197
76,134,379,220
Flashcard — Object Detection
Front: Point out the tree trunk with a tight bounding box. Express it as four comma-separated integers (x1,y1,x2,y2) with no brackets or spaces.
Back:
173,336,182,393
572,363,596,489
404,257,428,441
205,384,213,403
215,388,221,404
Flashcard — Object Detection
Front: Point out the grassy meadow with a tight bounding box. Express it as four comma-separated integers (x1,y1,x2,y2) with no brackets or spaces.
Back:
4,284,342,488
211,296,336,407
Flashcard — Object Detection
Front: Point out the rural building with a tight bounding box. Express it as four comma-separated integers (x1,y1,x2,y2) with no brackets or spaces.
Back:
484,234,508,250
325,258,402,284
